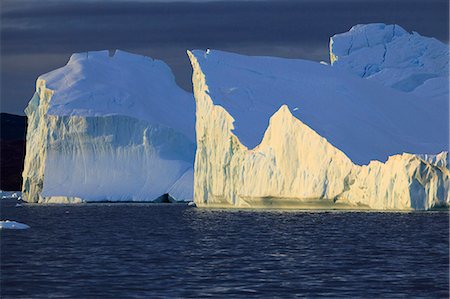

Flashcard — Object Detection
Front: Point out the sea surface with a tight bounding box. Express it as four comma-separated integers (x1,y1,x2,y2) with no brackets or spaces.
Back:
1,199,449,298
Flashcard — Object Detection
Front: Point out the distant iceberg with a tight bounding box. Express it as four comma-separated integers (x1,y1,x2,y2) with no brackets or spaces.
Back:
187,24,449,210
22,50,195,203
0,221,30,230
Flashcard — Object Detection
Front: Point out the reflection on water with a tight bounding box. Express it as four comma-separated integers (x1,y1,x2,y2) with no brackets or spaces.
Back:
1,199,448,298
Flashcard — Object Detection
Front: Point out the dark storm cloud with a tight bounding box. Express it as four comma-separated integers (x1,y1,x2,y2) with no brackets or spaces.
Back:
1,0,448,114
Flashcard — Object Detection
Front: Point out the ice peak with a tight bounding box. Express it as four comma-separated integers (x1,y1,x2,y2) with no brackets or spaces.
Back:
277,104,291,115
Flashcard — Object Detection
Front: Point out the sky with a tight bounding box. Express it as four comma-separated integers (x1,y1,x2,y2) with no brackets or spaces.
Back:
1,0,448,115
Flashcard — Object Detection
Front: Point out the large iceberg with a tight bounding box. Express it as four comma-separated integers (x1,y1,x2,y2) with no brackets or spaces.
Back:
188,25,449,210
22,50,195,203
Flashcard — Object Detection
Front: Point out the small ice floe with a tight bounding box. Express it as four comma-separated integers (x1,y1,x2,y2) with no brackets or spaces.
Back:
320,61,329,65
0,191,22,199
187,201,196,207
0,221,30,230
293,107,299,112
15,203,23,207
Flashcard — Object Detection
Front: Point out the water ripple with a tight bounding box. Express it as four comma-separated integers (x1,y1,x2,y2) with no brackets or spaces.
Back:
1,200,448,298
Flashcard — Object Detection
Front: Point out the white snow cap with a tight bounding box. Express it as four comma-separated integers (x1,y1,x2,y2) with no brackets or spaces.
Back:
39,50,195,140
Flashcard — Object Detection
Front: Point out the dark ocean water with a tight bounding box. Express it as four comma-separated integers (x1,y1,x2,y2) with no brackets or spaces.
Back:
1,199,449,298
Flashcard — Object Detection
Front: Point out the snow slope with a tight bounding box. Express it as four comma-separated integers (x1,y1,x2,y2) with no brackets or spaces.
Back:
188,46,449,210
22,50,195,203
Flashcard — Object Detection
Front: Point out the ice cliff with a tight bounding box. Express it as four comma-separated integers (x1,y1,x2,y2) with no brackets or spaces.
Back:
22,50,195,203
188,31,449,210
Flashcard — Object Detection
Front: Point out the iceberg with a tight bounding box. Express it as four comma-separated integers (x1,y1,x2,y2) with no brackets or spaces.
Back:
0,220,30,230
188,30,449,210
22,50,195,203
0,191,22,199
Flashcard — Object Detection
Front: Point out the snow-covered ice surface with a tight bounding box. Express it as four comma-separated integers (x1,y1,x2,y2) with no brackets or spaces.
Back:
0,221,30,230
188,24,449,210
330,24,448,93
22,50,195,203
330,24,449,140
